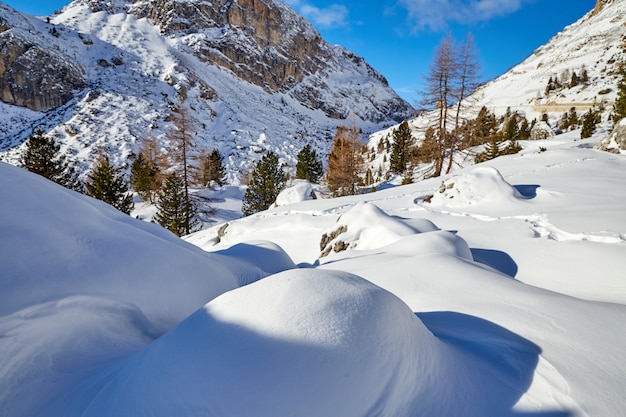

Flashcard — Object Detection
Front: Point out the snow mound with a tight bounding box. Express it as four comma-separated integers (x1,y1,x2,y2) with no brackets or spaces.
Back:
425,166,525,208
0,162,249,330
321,202,439,255
56,269,442,417
274,180,316,206
0,296,155,417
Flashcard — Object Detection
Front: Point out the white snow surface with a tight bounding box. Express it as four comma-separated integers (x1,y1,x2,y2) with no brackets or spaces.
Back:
2,129,625,416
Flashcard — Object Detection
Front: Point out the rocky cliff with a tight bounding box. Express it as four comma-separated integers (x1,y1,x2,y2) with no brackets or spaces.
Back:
0,0,413,178
0,5,86,111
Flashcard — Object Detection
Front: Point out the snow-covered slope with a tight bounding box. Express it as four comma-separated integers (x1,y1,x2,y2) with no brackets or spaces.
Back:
365,0,626,181
0,0,413,181
2,128,626,415
473,0,626,122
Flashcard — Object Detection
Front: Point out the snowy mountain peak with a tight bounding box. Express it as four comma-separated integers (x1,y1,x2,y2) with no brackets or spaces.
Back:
0,0,412,180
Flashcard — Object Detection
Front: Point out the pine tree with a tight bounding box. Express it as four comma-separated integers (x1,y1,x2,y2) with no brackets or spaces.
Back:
612,63,626,125
86,155,134,214
242,151,287,216
20,130,82,191
518,118,531,140
389,121,413,174
198,149,226,187
326,124,364,197
568,107,579,128
581,109,600,139
295,144,323,183
130,152,161,203
154,173,196,236
503,116,519,141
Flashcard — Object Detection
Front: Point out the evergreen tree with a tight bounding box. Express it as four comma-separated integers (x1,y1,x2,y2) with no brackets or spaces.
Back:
570,71,579,88
581,109,600,139
568,107,579,128
242,151,287,216
20,130,82,191
326,124,364,197
154,173,196,236
503,116,519,141
86,155,134,214
130,152,160,203
198,149,226,187
389,121,413,174
612,63,626,125
518,118,531,140
295,144,323,183
468,106,497,147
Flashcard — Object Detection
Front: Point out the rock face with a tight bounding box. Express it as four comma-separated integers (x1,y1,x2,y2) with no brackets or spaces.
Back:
595,118,626,153
129,0,411,122
0,7,87,112
530,121,555,140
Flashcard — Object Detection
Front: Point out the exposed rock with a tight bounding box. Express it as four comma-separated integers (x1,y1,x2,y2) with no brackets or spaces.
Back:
594,118,626,152
130,0,413,122
530,121,555,140
0,31,87,111
320,225,348,254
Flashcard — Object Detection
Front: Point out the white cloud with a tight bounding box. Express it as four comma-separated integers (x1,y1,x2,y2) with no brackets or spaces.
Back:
289,2,350,29
397,0,528,31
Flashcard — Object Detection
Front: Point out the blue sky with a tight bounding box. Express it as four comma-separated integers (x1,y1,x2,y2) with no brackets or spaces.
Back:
4,0,597,105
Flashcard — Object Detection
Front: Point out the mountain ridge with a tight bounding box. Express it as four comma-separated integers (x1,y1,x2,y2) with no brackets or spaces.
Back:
0,0,413,181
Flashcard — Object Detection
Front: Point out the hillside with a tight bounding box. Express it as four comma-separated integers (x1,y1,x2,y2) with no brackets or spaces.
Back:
366,0,626,181
2,125,625,416
0,0,413,181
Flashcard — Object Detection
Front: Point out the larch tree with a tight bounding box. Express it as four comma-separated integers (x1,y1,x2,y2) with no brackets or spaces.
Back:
168,101,196,226
421,34,481,176
85,155,134,214
421,34,457,177
446,33,481,174
326,124,364,197
20,130,82,191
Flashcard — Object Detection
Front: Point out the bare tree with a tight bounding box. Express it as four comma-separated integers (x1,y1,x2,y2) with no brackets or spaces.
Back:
421,34,457,177
421,33,481,176
446,33,481,174
167,100,196,235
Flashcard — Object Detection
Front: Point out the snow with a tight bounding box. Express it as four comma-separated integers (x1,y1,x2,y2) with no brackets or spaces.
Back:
273,179,316,206
2,1,626,416
2,127,626,416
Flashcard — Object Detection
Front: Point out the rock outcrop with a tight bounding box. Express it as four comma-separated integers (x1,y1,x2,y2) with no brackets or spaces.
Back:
128,0,412,122
595,118,626,153
0,6,87,112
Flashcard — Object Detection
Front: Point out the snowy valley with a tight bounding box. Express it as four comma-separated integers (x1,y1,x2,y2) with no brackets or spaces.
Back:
1,0,626,416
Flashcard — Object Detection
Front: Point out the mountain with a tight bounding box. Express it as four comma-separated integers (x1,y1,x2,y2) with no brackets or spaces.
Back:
0,0,413,180
366,0,626,180
472,0,624,120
